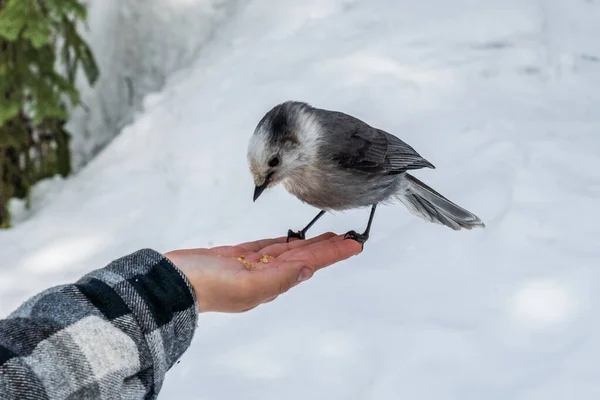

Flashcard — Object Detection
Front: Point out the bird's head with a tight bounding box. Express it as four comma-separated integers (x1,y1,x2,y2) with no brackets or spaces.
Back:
247,101,320,201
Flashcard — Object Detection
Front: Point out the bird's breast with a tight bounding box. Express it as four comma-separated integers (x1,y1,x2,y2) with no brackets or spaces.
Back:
282,165,399,210
282,168,327,208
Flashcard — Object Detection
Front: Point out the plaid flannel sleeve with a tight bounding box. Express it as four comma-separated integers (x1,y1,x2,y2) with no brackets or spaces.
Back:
0,249,198,400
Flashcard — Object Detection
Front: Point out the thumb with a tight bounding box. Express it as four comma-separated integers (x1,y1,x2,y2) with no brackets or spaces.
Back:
249,261,314,300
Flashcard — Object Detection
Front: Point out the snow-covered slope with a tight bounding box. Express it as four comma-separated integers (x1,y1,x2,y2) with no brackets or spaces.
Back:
67,0,238,169
2,0,600,398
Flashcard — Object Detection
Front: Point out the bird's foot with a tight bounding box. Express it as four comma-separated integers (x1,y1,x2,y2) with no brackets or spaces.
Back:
344,230,369,249
287,229,305,242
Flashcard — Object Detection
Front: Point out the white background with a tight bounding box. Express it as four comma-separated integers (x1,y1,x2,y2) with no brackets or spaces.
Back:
2,0,600,398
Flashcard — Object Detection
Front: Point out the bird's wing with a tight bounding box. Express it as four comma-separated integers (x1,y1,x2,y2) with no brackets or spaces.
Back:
323,111,435,174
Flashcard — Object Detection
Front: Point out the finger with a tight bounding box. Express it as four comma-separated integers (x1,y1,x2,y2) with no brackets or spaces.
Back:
280,235,362,271
276,234,344,261
244,232,336,262
245,232,335,262
209,236,288,257
263,295,279,304
239,305,259,313
244,260,309,301
235,236,288,253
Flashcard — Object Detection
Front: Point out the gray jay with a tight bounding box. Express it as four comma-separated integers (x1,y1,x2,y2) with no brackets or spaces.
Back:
247,101,484,246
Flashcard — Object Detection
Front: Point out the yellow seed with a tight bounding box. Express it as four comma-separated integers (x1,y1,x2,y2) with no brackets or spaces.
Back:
236,257,255,270
260,254,274,263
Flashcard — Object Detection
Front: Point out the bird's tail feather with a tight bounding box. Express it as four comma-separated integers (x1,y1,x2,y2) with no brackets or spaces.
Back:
396,174,485,230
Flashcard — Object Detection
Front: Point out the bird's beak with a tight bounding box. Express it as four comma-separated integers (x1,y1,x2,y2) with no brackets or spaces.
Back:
253,172,273,202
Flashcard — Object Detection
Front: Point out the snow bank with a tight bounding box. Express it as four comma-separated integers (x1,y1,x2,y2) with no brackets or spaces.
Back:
67,0,238,170
2,0,600,398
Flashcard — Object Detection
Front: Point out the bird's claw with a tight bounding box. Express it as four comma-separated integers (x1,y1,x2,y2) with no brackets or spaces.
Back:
287,229,305,242
344,230,369,249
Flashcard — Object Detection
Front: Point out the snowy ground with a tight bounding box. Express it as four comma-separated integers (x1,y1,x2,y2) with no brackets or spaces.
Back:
2,0,600,398
67,0,238,170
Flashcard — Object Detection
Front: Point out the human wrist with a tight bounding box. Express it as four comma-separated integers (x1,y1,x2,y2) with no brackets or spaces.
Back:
163,250,203,312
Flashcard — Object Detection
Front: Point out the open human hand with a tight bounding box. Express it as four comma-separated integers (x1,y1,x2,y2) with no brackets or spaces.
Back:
165,232,362,313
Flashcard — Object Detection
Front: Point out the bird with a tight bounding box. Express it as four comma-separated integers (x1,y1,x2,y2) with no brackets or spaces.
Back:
247,101,484,247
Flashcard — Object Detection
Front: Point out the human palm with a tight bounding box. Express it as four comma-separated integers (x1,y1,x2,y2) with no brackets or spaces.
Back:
165,232,362,313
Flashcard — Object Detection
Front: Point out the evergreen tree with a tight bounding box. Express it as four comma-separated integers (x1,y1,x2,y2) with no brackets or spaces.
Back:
0,0,98,228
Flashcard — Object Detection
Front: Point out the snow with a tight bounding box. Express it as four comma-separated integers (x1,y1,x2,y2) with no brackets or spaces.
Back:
2,0,600,398
66,0,237,170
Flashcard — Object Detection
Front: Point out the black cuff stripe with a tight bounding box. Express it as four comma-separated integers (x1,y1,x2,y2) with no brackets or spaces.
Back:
127,259,195,329
75,279,132,321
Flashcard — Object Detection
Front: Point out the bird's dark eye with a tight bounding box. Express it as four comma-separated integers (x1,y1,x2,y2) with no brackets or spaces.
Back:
268,156,280,168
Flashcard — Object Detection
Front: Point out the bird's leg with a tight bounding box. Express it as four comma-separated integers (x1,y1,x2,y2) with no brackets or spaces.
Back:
344,204,377,247
287,210,326,242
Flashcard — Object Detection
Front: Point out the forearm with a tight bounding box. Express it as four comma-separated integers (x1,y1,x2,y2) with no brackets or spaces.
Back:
0,249,198,400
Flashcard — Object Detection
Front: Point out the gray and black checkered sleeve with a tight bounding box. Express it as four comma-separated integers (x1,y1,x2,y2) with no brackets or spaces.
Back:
0,249,199,400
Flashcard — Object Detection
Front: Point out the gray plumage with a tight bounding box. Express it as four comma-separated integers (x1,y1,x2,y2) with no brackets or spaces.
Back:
247,101,484,242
